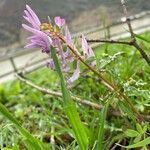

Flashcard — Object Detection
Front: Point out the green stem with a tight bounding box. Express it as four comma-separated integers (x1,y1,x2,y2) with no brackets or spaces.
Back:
58,34,143,121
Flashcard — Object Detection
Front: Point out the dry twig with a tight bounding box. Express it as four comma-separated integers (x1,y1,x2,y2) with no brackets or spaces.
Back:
16,73,150,122
87,39,132,45
120,0,150,65
58,34,143,121
87,0,150,66
15,73,102,110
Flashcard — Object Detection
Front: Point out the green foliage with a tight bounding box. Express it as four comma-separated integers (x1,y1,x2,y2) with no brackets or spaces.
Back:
97,102,109,149
117,137,150,149
0,32,150,149
124,129,140,137
0,103,49,150
51,47,88,150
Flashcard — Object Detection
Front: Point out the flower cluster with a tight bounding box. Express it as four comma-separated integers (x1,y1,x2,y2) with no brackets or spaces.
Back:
22,5,96,86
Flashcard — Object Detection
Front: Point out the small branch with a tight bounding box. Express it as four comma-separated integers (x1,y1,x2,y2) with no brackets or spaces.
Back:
120,0,150,65
121,0,134,39
57,34,143,121
111,140,122,150
51,126,55,150
132,41,150,65
87,39,132,45
87,37,150,65
87,1,150,66
16,73,102,110
16,73,150,122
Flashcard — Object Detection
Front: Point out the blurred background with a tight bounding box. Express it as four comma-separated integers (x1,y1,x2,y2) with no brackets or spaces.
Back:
0,0,149,48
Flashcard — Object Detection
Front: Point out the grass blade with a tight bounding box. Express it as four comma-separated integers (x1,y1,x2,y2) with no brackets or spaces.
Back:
0,103,48,150
116,137,150,149
97,102,109,150
135,34,150,44
119,101,136,122
51,47,89,150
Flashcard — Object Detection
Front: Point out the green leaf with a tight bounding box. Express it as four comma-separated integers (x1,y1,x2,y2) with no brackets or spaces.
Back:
124,129,139,137
97,102,109,150
0,103,48,150
134,135,142,143
117,137,150,149
85,56,96,64
12,143,20,150
135,34,150,44
143,125,148,133
136,123,144,134
119,101,136,122
141,146,148,150
51,47,88,150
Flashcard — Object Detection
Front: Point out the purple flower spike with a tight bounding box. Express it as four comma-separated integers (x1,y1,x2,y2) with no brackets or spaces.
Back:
22,5,52,53
24,5,41,30
47,59,55,70
81,34,96,66
22,6,87,86
65,25,72,45
53,38,69,72
81,34,95,58
54,16,65,27
64,25,78,63
67,61,80,86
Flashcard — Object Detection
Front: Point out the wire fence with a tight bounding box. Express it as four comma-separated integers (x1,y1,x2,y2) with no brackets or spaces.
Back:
0,11,150,83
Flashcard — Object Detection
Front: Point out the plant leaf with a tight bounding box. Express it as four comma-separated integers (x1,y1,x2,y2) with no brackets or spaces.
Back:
135,34,150,44
97,102,109,149
136,123,144,134
116,137,150,149
124,129,140,137
0,103,47,150
51,47,89,150
119,101,136,122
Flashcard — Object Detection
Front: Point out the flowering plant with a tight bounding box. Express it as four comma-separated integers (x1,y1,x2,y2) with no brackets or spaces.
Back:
23,5,96,86
0,1,150,149
19,3,149,150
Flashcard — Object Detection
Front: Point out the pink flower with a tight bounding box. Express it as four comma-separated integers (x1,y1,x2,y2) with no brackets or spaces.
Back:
23,5,41,30
22,5,91,86
22,5,52,53
53,38,70,72
67,61,80,86
81,34,95,58
81,34,96,66
64,26,75,62
54,16,65,27
47,59,55,70
64,25,72,45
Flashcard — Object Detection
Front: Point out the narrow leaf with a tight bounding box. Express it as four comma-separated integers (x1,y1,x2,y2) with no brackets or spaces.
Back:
97,102,109,150
0,103,47,150
136,123,144,134
135,34,150,44
116,137,150,149
119,101,136,122
51,47,88,150
124,129,140,137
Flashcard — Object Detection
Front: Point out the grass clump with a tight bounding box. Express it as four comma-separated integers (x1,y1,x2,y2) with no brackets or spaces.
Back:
0,32,150,149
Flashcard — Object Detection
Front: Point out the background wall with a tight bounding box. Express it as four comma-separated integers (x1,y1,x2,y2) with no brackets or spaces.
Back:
0,0,149,47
